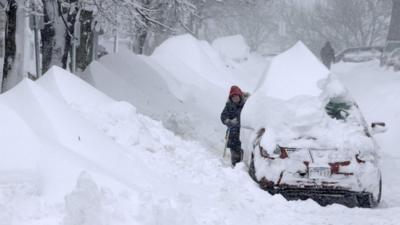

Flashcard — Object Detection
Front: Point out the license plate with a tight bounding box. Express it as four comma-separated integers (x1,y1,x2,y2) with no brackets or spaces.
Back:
309,167,331,179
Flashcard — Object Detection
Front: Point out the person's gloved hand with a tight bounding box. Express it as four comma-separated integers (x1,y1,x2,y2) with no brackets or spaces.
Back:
242,92,251,102
243,92,251,98
224,118,238,127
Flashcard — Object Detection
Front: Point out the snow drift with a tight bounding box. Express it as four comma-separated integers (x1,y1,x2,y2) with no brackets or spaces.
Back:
84,34,270,150
0,39,399,224
0,104,41,184
152,34,235,89
212,35,269,91
85,35,260,149
0,77,162,199
212,35,250,62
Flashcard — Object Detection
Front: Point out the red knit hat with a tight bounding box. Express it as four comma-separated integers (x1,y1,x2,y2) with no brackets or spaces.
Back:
229,85,242,97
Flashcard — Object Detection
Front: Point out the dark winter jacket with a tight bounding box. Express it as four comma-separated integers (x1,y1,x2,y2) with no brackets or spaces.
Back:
221,99,245,127
221,99,245,150
221,86,248,128
320,42,335,68
221,86,249,150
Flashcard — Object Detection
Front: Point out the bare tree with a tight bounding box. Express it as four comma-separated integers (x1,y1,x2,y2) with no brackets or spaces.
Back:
387,0,400,41
2,0,17,92
2,0,32,92
203,0,275,51
274,0,391,53
0,0,225,92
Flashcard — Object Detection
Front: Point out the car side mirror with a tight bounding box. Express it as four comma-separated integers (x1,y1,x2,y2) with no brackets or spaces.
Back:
371,122,387,134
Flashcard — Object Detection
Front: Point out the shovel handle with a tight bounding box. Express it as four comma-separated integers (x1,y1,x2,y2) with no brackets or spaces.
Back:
223,129,230,158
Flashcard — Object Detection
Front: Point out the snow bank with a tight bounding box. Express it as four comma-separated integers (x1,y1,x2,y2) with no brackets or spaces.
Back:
212,35,250,61
0,73,166,200
85,51,228,149
84,34,271,150
95,51,184,119
63,172,105,225
0,104,40,182
152,34,235,88
38,66,114,107
211,35,270,92
0,44,399,225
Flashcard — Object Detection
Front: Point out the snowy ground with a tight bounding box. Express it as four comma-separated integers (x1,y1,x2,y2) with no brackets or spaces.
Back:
1,35,400,225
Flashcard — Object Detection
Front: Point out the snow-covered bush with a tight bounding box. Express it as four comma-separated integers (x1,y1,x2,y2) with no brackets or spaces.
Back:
64,172,105,225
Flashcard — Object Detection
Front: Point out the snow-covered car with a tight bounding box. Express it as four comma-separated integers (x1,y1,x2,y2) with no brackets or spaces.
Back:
382,48,400,71
380,40,400,67
241,42,385,208
335,46,383,63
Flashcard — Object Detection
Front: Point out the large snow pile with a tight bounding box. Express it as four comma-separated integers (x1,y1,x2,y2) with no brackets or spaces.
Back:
83,51,226,149
1,45,400,224
0,75,161,199
0,104,40,179
0,66,255,224
212,35,250,61
152,34,235,89
212,35,269,91
84,34,270,150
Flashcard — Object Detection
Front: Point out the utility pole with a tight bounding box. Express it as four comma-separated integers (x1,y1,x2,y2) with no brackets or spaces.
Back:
113,4,119,53
92,20,103,61
113,30,119,53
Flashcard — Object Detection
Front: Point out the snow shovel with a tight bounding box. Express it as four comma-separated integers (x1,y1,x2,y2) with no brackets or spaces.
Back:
241,125,255,131
223,129,230,158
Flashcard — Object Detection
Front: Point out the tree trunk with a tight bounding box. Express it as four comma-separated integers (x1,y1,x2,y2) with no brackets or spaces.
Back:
135,27,148,54
76,9,94,71
387,0,400,41
133,0,151,54
41,0,56,74
59,1,77,70
41,0,67,72
2,0,17,93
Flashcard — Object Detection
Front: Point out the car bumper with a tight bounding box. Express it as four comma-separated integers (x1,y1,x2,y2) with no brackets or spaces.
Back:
260,183,375,208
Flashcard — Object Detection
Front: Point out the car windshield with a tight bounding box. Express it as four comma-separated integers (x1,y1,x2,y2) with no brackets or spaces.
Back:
325,98,352,120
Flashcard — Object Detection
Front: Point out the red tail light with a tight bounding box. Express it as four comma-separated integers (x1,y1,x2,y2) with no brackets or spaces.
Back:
259,146,289,160
329,161,353,176
279,147,288,159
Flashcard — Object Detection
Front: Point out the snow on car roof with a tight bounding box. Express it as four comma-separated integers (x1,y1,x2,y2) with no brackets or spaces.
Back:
255,41,330,100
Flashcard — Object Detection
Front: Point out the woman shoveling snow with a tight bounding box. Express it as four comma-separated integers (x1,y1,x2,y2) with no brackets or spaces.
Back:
221,85,250,167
